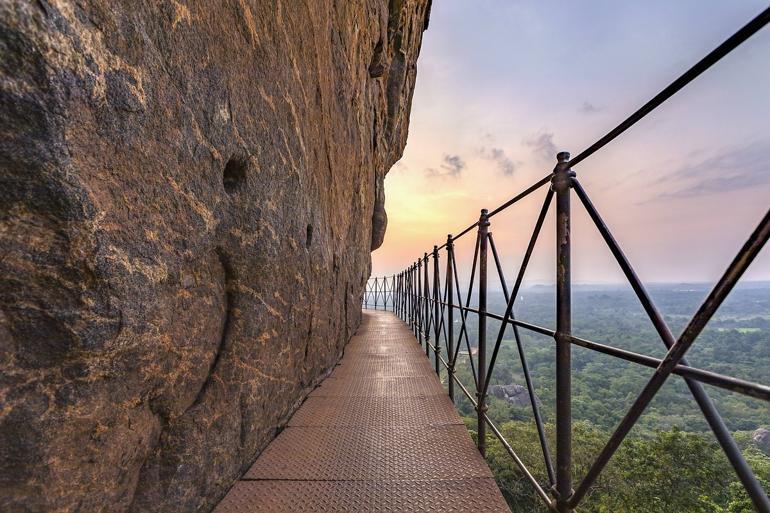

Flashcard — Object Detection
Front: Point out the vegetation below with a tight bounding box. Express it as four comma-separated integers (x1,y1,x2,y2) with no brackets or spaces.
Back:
464,419,769,512
444,282,770,511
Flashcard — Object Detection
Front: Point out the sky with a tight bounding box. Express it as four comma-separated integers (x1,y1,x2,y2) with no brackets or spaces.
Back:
371,1,770,285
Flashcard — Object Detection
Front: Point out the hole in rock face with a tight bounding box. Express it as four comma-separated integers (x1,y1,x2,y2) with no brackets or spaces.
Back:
223,158,247,195
368,39,385,78
306,224,313,248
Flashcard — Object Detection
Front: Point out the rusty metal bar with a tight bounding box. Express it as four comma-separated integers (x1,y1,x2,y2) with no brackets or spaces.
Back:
402,271,406,319
446,234,455,401
422,253,429,354
391,275,395,311
412,264,417,336
477,209,490,457
413,264,417,334
405,270,409,323
439,277,449,355
403,271,406,318
398,273,401,316
405,270,408,319
406,269,410,326
433,245,441,375
397,272,401,317
417,258,424,345
422,253,433,345
412,265,416,333
419,259,424,342
415,261,420,340
553,152,574,512
411,263,416,337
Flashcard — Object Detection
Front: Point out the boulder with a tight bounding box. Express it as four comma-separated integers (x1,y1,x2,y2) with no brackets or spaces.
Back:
490,383,537,408
752,428,770,454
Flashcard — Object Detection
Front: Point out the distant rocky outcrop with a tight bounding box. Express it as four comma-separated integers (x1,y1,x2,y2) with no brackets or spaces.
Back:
490,383,537,407
0,1,430,511
753,428,770,454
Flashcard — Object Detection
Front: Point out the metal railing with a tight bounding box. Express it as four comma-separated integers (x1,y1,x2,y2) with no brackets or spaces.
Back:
362,275,396,310
363,7,770,513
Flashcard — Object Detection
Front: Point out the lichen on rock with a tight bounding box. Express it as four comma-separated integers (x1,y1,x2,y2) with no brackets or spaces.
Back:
0,0,430,511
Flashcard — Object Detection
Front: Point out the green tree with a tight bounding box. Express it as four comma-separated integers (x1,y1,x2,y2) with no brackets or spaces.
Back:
597,428,733,513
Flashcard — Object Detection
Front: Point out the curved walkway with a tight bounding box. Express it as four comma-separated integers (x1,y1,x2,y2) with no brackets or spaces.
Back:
214,309,510,512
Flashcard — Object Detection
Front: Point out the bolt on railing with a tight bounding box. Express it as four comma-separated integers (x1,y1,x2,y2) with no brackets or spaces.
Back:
364,7,770,513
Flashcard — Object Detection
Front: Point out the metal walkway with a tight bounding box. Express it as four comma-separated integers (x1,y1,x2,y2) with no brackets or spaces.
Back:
214,310,510,512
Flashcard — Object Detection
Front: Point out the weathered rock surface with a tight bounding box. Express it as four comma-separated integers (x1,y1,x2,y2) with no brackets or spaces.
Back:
0,1,430,511
489,383,538,408
753,427,770,454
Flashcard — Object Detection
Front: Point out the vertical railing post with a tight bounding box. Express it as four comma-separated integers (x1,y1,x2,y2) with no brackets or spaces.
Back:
477,209,490,456
423,252,430,356
397,273,401,317
412,262,420,342
404,270,407,320
395,273,398,316
392,274,396,312
553,151,575,512
408,268,412,327
402,271,405,318
406,271,409,324
417,259,423,345
433,245,441,375
446,234,455,401
406,269,410,321
402,271,405,319
383,277,386,310
410,266,414,330
405,272,408,321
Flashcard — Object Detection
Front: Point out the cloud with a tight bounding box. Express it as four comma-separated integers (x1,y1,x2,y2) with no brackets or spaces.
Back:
442,154,466,175
425,154,466,178
654,141,770,199
579,101,603,114
478,147,517,176
524,131,559,161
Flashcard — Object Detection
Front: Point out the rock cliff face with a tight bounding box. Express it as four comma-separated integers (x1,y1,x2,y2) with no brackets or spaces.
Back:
0,1,430,511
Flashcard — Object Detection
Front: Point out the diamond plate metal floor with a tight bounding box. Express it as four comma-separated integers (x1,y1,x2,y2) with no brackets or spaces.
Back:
214,310,510,513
